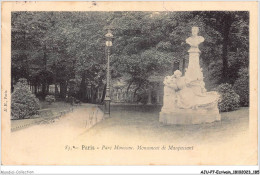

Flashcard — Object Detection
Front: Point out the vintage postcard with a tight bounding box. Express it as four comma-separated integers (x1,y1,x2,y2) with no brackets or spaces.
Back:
1,1,258,166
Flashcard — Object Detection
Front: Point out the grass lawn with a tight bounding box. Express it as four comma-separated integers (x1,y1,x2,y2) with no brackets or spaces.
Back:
39,100,75,110
11,101,74,131
83,105,249,144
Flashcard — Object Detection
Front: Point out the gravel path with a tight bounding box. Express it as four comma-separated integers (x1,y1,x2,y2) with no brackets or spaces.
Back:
3,106,255,165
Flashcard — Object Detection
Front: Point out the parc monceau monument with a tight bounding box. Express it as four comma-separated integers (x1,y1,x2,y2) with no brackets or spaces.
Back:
159,27,221,125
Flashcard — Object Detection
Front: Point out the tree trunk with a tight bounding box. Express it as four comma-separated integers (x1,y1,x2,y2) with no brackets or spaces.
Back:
55,83,59,97
79,71,86,101
93,87,98,103
222,14,232,83
182,56,186,75
42,45,47,98
53,64,59,98
11,77,14,92
42,82,46,98
23,31,29,80
133,82,142,98
34,84,37,94
60,81,67,99
101,84,107,103
47,84,49,94
91,85,95,103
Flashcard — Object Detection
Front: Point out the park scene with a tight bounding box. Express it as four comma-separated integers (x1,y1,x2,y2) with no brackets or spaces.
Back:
9,11,250,164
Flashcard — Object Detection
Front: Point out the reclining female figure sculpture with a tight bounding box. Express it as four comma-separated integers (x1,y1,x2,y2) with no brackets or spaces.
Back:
159,27,221,125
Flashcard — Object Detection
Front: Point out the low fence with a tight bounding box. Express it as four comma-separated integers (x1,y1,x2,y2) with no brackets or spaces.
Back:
11,105,80,132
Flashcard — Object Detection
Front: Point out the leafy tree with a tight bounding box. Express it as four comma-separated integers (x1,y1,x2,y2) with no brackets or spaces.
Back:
193,11,249,83
11,78,40,119
11,11,249,104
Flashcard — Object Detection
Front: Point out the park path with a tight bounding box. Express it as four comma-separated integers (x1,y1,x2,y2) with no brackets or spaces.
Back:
10,104,104,146
3,106,254,165
11,103,104,132
49,103,104,133
4,104,105,164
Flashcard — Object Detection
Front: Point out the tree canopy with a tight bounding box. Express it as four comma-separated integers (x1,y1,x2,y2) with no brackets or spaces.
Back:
11,11,249,102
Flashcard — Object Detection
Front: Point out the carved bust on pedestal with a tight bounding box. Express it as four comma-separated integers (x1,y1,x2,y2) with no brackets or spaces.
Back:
159,27,221,125
186,27,205,53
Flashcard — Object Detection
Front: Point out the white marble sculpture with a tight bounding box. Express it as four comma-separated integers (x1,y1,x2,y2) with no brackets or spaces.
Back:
161,75,177,113
160,27,221,125
185,27,204,83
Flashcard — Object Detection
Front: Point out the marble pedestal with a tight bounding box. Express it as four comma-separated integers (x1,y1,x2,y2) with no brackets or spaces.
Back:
159,106,221,125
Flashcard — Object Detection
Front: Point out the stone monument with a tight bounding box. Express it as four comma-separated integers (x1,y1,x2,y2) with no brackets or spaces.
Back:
159,27,221,125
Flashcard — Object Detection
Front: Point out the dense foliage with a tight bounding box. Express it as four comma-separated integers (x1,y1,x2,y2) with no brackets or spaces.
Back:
217,83,240,112
11,78,40,119
11,11,249,105
233,68,249,106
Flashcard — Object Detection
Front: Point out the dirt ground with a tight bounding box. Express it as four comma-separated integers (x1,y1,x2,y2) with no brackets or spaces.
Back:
3,105,256,165
84,105,249,144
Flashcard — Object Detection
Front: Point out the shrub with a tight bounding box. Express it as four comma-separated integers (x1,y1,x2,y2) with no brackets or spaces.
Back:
217,83,240,112
45,95,56,104
233,68,249,106
11,78,40,119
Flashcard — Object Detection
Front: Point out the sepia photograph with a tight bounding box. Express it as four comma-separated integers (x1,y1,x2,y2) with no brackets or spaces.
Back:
1,1,258,170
